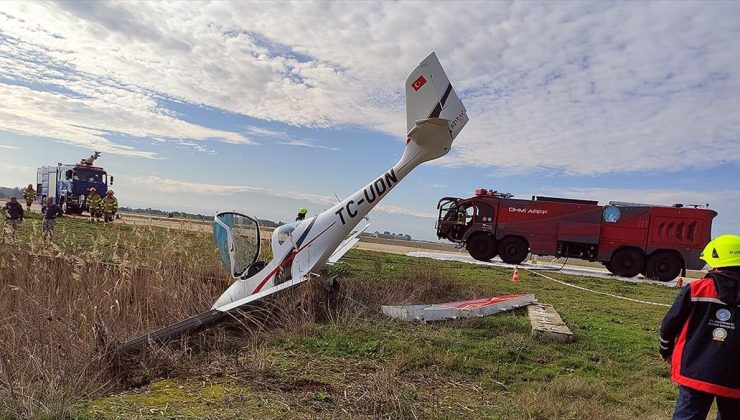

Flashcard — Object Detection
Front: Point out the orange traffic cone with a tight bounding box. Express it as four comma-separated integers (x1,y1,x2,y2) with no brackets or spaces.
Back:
511,266,520,282
676,277,683,288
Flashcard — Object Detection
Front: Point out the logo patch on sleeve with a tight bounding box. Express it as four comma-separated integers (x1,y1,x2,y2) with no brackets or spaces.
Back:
716,309,732,322
713,328,728,342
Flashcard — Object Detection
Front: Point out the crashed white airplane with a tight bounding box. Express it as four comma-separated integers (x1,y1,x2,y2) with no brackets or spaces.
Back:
122,52,469,351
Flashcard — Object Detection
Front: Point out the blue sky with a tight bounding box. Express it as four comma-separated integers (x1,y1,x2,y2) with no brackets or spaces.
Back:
0,1,739,240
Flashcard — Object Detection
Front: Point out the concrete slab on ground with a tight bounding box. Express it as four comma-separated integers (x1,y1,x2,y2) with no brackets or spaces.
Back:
382,294,535,323
528,303,574,343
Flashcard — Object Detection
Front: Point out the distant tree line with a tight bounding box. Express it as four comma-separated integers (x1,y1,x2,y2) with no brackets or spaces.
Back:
0,187,24,199
117,206,283,228
359,230,413,241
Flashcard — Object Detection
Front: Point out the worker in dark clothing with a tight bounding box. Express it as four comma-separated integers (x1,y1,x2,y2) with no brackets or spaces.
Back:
660,234,740,420
41,197,64,242
453,206,467,239
296,207,308,221
2,196,24,242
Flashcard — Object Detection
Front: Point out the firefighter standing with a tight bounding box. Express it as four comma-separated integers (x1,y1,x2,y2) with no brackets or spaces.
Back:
102,190,118,223
2,196,24,242
456,207,467,225
660,234,740,419
453,206,467,238
296,207,308,221
88,188,102,223
23,184,35,211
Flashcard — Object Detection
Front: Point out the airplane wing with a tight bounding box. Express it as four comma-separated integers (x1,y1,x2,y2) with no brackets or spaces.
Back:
327,223,370,265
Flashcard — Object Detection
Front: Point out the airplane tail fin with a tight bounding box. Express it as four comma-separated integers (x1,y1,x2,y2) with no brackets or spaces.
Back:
405,52,468,140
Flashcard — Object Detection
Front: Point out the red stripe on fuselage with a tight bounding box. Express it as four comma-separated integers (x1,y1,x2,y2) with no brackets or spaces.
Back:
251,222,337,294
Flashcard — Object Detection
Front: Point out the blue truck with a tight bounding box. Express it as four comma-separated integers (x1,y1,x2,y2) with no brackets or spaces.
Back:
36,152,114,215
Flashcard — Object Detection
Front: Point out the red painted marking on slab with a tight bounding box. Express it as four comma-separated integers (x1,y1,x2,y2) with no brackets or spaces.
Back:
436,294,529,310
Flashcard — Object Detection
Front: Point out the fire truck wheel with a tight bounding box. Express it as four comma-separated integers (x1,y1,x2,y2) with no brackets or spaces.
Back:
610,248,645,278
498,236,529,265
646,252,682,282
466,233,497,261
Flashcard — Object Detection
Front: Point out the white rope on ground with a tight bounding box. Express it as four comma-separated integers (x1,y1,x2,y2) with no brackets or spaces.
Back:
519,266,671,308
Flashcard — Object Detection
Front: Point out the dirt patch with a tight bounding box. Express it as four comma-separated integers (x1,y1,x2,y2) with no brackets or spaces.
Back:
279,379,333,393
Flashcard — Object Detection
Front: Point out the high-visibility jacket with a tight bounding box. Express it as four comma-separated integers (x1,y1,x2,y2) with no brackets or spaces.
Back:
456,210,466,225
88,193,102,212
23,187,35,202
102,197,118,214
660,270,740,398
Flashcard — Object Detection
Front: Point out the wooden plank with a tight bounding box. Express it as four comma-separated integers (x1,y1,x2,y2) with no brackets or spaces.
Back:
528,303,574,343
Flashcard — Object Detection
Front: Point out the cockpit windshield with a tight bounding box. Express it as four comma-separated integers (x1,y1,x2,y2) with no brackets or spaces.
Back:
76,170,105,183
213,212,261,278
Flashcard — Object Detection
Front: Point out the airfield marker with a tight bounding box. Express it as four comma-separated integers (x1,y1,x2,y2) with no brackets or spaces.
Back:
511,266,520,282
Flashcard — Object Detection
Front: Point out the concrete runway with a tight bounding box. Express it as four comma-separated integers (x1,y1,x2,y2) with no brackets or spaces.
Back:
405,251,701,287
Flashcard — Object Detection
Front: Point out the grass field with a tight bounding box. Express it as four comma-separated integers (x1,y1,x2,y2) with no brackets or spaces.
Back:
0,213,686,419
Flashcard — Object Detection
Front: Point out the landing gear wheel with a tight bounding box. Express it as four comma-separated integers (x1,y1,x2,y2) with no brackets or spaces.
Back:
498,236,529,265
646,252,682,282
609,249,645,278
466,234,497,261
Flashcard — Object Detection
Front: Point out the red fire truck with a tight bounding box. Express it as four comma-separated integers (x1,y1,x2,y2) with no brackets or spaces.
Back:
436,189,717,281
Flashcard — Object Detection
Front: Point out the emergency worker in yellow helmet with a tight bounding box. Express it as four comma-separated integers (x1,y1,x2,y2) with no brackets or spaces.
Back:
296,207,308,221
660,235,740,419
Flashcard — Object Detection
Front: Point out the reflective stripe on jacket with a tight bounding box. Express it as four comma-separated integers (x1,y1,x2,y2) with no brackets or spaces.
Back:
660,272,740,398
102,197,118,213
88,194,102,211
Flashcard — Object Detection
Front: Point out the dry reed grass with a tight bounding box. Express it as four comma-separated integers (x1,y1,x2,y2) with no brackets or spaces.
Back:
0,219,465,418
0,222,228,418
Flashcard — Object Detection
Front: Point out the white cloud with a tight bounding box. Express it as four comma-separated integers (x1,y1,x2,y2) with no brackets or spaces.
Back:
125,175,435,218
244,126,289,140
0,163,35,187
0,145,19,150
244,125,338,150
1,2,739,171
276,139,338,151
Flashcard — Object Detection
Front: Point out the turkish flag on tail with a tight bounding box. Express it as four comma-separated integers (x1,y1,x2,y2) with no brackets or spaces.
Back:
411,75,427,91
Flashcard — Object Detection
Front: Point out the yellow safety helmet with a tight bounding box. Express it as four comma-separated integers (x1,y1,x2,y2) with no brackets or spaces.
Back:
700,235,740,268
298,207,308,215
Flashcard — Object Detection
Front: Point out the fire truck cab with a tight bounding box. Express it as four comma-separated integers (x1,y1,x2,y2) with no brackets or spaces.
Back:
436,189,717,281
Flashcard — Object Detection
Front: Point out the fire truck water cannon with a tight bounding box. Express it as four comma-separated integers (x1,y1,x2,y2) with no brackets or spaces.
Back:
436,189,717,282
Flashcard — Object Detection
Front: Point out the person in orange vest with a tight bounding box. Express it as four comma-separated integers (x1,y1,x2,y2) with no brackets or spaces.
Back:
660,235,740,419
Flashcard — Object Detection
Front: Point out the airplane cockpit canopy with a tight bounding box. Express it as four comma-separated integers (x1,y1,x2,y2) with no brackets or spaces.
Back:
213,212,261,278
